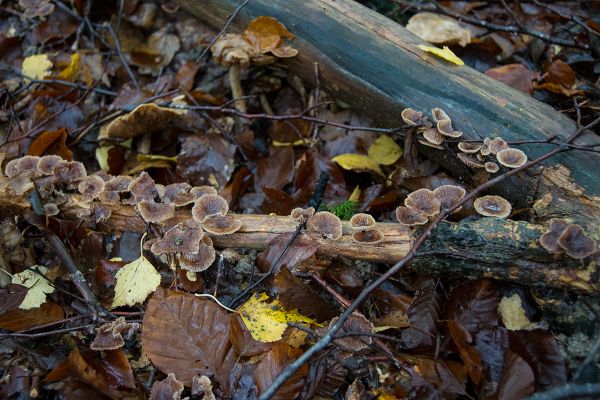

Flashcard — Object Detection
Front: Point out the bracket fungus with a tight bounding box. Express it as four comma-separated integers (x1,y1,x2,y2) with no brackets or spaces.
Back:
78,175,106,201
496,148,528,168
37,155,63,175
431,108,462,138
422,128,444,146
539,219,569,254
201,214,242,235
192,194,229,223
308,211,343,240
53,161,87,188
433,184,466,212
129,172,160,202
290,207,315,223
488,137,509,154
352,229,384,244
401,108,431,127
405,188,441,217
395,206,428,226
457,152,485,169
177,235,216,272
458,142,482,154
137,200,175,224
349,213,376,230
474,195,512,218
557,224,597,259
150,220,204,255
485,162,499,173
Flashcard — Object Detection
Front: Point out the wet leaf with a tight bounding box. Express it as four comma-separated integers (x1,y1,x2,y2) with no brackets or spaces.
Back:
28,128,73,161
0,284,28,315
485,64,540,95
230,313,273,357
255,146,294,193
11,266,55,310
367,135,402,166
447,320,483,385
476,328,509,385
446,279,498,334
243,16,294,53
238,292,316,343
142,288,240,392
417,45,465,65
274,268,336,321
496,351,535,400
416,358,467,397
498,293,538,331
546,59,576,88
407,12,472,47
401,278,443,348
257,232,320,274
22,54,52,81
0,301,64,331
253,342,308,400
57,52,80,82
332,153,384,176
150,373,184,400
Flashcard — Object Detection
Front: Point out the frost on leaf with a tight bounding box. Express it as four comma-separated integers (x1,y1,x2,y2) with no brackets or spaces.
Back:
11,266,55,310
238,292,316,343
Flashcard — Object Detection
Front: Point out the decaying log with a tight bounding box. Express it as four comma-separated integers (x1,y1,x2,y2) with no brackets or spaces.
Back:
63,203,600,295
177,0,600,238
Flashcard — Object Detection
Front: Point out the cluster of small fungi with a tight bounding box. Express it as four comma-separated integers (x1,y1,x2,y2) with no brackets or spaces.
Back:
401,107,528,173
539,219,598,259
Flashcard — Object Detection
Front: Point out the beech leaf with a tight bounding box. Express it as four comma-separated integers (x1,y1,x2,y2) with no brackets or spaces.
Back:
11,266,55,310
407,13,472,47
497,293,539,331
332,154,384,176
22,54,53,82
367,135,403,165
417,45,464,66
238,292,316,343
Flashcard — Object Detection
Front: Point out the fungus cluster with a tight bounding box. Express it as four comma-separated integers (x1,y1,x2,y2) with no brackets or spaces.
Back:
395,185,466,226
401,107,462,149
457,136,527,172
539,219,597,259
350,213,383,243
473,195,512,219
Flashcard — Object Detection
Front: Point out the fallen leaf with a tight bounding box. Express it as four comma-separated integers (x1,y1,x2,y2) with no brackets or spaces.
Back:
332,153,384,176
417,45,465,66
243,16,294,53
496,351,535,400
367,135,402,165
150,373,184,400
111,234,161,309
253,342,308,400
485,64,540,95
498,293,539,331
446,279,498,334
255,147,294,193
546,59,576,88
22,54,53,81
257,232,320,274
0,284,28,315
0,301,64,331
28,128,73,161
401,278,443,348
11,266,55,310
407,12,472,47
57,52,80,82
447,320,483,385
238,292,316,343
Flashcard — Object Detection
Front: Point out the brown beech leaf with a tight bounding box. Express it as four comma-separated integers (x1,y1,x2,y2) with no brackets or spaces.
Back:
484,64,539,95
257,232,320,274
401,278,443,348
447,320,483,385
300,356,348,399
175,60,200,92
508,330,567,388
496,351,535,400
261,186,297,215
96,259,126,289
476,328,509,385
0,301,63,331
46,349,136,398
415,358,467,397
253,342,308,400
141,288,240,393
28,128,73,161
0,284,28,315
446,279,498,335
150,373,184,400
243,16,294,53
255,147,294,193
230,313,273,357
546,59,576,88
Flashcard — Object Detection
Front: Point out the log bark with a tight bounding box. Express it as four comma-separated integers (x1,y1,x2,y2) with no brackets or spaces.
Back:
176,0,600,238
66,203,600,295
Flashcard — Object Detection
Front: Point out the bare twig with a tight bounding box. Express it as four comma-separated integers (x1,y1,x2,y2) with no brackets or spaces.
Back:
105,23,140,90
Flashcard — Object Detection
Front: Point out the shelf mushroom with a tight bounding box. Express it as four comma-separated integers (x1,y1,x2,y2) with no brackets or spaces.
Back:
433,184,466,212
78,175,106,201
177,235,217,272
137,200,175,224
395,206,428,226
458,142,481,154
308,211,343,240
192,194,229,223
557,224,597,259
150,220,204,255
201,214,242,235
539,219,569,254
496,148,528,168
349,213,383,243
401,108,431,127
473,195,512,218
290,207,315,224
485,162,499,173
488,137,509,154
405,188,441,217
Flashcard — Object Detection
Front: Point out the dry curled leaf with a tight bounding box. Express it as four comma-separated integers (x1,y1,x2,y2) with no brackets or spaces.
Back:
253,342,308,400
28,128,73,161
243,16,295,53
407,12,472,47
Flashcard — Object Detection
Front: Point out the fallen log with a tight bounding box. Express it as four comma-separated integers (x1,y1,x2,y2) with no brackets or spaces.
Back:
64,203,599,295
177,0,600,238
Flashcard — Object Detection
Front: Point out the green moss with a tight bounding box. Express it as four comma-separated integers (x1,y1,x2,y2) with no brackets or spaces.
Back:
321,200,359,221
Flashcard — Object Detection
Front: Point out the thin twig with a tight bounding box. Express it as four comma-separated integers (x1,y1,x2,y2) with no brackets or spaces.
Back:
105,23,140,90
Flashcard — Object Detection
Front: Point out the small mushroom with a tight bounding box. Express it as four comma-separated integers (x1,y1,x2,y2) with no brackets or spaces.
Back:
151,220,204,255
433,184,466,212
78,175,106,201
395,206,428,226
458,142,482,153
137,200,175,224
473,195,512,218
485,162,499,173
488,137,509,154
17,155,41,173
480,142,492,156
401,108,430,127
557,224,597,259
496,148,527,168
53,161,87,187
129,172,159,202
349,213,376,231
404,188,441,217
201,214,242,235
98,190,120,204
190,186,218,198
352,229,384,244
163,182,191,201
4,158,20,178
290,207,315,223
457,152,485,169
43,203,60,216
436,119,462,138
308,211,343,240
418,139,445,150
431,108,450,123
37,155,63,175
35,175,56,198
422,128,444,145
539,219,569,254
192,194,229,223
106,175,134,192
178,235,216,272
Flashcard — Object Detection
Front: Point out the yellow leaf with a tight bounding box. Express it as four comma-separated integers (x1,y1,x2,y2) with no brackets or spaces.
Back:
12,266,55,310
95,146,110,170
367,135,403,166
348,185,361,203
111,234,161,309
243,16,294,53
238,292,316,343
417,45,464,65
136,154,177,163
57,52,80,82
22,54,53,82
271,139,310,147
332,154,384,176
407,13,472,47
498,293,539,331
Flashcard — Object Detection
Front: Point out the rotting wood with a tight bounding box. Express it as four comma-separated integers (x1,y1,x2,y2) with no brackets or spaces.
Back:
176,0,600,201
58,202,600,295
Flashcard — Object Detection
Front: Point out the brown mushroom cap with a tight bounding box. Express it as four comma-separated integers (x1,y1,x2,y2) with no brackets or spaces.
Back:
488,137,509,154
17,155,41,172
192,194,229,223
480,142,492,156
78,175,106,200
457,152,485,169
458,142,482,153
308,211,343,240
433,185,466,212
349,213,376,230
290,207,315,223
474,195,512,218
405,188,441,217
98,190,120,204
129,172,159,202
401,108,430,127
35,175,57,198
137,200,175,224
431,108,450,123
539,219,569,254
418,139,445,150
485,162,499,173
190,186,218,198
43,203,60,216
151,220,204,255
53,161,87,186
201,214,242,235
178,235,216,272
422,128,444,145
395,206,428,226
557,224,598,259
352,229,384,244
496,148,527,168
436,119,462,138
105,175,134,192
163,182,191,202
4,158,20,178
211,33,259,68
37,155,64,175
